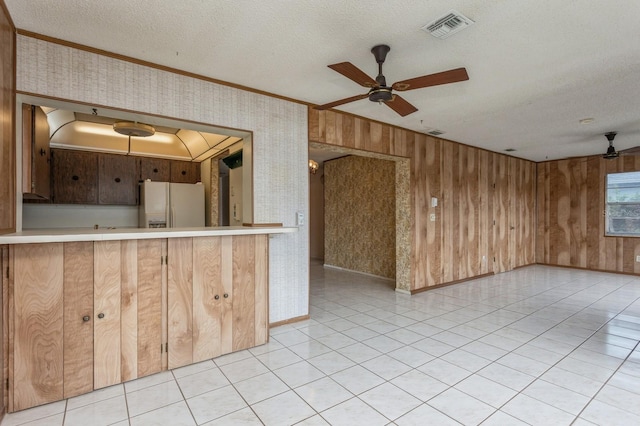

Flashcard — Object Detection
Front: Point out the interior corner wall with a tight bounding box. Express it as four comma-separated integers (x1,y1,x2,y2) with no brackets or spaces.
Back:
536,157,640,273
324,156,396,279
16,35,309,323
309,108,537,291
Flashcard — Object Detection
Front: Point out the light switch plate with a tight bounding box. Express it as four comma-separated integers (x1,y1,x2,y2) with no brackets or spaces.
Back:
296,211,304,226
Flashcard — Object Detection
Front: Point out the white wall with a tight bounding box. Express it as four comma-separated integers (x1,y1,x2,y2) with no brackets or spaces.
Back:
16,35,309,323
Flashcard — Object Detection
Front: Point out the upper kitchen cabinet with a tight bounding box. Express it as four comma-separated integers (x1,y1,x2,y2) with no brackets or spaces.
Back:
140,157,171,182
22,104,51,200
98,153,139,205
171,160,200,184
51,149,98,204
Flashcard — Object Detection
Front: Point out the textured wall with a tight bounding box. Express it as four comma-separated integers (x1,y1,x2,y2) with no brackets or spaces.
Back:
325,156,396,279
16,35,309,323
537,156,640,274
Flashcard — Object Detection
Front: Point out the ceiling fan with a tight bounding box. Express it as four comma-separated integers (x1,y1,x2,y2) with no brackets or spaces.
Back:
602,131,640,159
314,44,469,117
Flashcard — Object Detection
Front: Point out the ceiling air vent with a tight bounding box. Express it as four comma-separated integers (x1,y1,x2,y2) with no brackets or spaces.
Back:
427,129,445,136
422,10,474,39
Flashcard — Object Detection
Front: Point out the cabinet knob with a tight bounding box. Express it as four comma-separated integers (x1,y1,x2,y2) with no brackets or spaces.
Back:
114,177,121,183
72,175,79,181
214,295,220,300
82,315,90,322
39,148,47,156
153,168,158,173
97,313,105,319
181,170,186,175
223,293,229,298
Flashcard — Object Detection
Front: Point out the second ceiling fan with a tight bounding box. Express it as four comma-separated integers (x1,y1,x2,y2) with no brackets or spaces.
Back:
315,44,469,117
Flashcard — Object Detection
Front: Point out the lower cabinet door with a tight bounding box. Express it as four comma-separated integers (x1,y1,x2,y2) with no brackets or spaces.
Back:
63,242,94,399
192,236,225,363
12,244,64,411
167,238,194,370
93,241,122,389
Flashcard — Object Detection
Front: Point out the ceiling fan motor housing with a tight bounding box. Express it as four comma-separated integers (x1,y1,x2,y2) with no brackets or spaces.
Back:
369,87,393,102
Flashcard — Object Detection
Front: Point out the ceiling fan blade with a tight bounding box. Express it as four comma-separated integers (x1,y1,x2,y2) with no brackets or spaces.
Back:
392,67,469,91
328,62,377,88
619,146,640,155
384,95,418,117
314,93,369,110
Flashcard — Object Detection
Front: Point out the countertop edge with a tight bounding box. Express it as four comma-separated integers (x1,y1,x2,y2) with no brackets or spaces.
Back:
0,226,298,244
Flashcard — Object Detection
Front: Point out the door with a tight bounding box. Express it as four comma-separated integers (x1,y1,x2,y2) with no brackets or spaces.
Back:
135,239,165,378
93,241,122,389
51,149,98,204
63,242,94,399
192,236,225,362
167,238,194,369
171,160,200,183
12,243,64,411
140,157,171,182
98,153,139,205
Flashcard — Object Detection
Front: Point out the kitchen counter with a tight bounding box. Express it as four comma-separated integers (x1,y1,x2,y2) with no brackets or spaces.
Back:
0,225,297,244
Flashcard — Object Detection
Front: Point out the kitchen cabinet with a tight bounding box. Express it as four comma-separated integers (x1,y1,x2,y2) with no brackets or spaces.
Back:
170,160,200,184
6,234,266,412
167,235,268,369
7,240,166,411
51,149,98,204
22,104,51,200
140,157,171,182
98,153,139,205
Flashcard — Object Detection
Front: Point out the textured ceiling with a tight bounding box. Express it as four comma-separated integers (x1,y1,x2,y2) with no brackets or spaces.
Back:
5,0,640,161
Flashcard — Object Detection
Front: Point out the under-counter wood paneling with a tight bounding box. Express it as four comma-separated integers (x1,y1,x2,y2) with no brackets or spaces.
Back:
63,242,94,399
13,244,64,411
309,108,537,290
537,156,640,274
0,5,15,233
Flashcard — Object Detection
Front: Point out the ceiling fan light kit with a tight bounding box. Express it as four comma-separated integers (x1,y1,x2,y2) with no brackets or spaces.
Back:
315,44,469,117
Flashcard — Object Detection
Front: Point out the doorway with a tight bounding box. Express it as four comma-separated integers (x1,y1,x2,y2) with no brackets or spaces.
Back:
309,142,411,292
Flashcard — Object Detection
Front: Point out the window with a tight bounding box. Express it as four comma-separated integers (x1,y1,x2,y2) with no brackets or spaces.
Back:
606,171,640,236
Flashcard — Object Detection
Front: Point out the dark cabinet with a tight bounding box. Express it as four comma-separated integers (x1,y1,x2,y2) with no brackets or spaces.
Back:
170,160,200,184
22,104,51,200
52,149,98,204
140,157,171,182
98,154,139,205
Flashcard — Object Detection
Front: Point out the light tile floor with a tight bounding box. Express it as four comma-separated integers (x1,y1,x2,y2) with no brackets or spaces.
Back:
3,263,640,425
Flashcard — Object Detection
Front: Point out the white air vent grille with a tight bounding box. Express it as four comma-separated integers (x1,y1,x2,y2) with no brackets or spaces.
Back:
422,10,474,39
427,129,445,136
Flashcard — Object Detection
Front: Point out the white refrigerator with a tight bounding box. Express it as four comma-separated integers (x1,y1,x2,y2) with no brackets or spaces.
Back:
139,181,205,228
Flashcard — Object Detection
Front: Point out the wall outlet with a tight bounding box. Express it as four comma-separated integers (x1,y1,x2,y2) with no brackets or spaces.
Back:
636,255,640,263
430,213,436,222
296,211,304,226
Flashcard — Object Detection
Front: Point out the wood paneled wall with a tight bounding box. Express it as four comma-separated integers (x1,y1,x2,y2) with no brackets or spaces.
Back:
537,156,640,274
0,2,15,234
309,108,536,291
